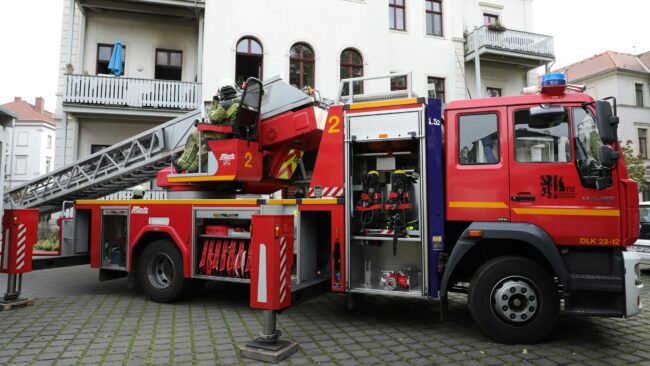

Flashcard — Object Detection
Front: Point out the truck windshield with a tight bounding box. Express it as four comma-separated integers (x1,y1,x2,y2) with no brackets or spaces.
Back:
573,108,602,166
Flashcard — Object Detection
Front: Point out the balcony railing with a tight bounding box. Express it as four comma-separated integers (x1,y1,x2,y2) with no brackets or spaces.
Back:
64,74,201,110
466,26,554,59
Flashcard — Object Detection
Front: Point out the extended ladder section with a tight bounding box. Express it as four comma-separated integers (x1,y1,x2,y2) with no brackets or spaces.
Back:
4,76,313,212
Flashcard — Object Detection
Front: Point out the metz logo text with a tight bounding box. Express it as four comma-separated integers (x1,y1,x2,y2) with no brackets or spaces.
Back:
131,206,149,214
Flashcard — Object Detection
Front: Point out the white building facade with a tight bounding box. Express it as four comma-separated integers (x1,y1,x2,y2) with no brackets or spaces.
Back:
0,98,56,189
54,0,553,170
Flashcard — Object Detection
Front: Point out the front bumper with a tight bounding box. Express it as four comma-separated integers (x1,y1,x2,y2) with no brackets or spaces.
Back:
629,241,650,265
623,251,644,317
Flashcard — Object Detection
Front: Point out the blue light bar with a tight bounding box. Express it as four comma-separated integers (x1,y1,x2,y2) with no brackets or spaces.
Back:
541,73,567,88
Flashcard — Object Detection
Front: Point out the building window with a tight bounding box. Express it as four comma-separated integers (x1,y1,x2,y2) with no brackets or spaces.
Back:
484,13,499,26
389,0,406,31
514,109,571,163
155,49,182,81
487,87,502,97
91,144,111,155
97,43,125,75
289,43,315,89
236,37,263,85
427,77,445,102
47,135,52,149
15,155,27,175
425,0,443,36
636,83,645,107
16,132,28,146
390,74,407,91
459,113,499,164
45,157,52,174
340,48,363,95
639,128,648,159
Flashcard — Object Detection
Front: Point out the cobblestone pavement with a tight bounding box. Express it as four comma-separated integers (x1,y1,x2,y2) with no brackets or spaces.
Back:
0,266,649,365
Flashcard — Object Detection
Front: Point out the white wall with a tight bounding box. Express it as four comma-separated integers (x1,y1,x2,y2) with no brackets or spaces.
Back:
465,62,529,97
462,0,534,34
5,123,55,188
202,0,466,101
75,119,160,160
82,14,198,81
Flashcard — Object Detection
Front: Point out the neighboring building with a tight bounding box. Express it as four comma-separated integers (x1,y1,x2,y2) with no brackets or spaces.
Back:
0,107,16,197
557,50,650,199
55,0,554,169
1,97,56,188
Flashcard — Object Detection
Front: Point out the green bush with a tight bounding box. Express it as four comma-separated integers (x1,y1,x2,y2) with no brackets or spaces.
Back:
34,235,59,252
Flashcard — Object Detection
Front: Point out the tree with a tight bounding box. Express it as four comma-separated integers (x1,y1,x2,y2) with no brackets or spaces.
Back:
621,140,647,187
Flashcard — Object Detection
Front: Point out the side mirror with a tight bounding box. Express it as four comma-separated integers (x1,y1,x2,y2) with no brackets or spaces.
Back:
529,105,566,128
599,145,620,169
595,100,619,144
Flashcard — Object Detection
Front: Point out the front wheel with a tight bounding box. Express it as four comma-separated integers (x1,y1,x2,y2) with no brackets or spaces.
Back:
138,240,189,303
468,256,559,344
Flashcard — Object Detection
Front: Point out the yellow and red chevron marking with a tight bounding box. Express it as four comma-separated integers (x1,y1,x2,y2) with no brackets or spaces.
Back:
274,149,304,180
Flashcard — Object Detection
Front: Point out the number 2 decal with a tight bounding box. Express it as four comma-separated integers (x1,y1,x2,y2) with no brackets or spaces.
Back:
327,116,341,133
244,152,252,168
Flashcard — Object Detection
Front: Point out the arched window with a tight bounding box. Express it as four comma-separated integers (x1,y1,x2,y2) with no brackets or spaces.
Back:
340,48,363,95
289,43,315,89
236,37,263,85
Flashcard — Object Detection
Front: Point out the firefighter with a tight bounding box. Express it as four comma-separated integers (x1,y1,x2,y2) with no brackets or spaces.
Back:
173,78,240,173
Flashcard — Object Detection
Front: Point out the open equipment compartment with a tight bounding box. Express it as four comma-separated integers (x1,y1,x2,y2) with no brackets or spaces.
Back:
345,105,428,297
192,207,259,283
100,207,129,270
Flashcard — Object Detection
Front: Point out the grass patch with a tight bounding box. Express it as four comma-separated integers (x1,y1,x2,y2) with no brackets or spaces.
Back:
34,235,59,252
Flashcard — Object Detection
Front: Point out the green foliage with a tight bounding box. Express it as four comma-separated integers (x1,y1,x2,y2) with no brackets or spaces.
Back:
34,235,59,252
621,140,647,186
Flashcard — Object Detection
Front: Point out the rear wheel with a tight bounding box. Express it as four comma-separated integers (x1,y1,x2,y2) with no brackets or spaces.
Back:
468,256,559,344
138,240,189,303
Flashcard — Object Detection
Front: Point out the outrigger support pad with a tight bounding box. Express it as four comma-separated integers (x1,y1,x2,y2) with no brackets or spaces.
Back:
239,310,299,363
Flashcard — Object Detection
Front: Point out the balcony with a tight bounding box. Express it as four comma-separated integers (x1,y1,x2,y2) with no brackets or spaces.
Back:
63,74,201,117
465,26,555,68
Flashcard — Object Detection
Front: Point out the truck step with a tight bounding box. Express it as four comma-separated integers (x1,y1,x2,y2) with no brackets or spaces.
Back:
564,307,624,317
570,274,623,293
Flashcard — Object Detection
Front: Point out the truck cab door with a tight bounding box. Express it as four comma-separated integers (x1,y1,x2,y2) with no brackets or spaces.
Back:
508,105,621,246
446,107,511,222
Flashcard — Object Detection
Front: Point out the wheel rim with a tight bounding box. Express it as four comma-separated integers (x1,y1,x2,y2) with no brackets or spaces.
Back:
491,276,539,324
148,252,175,290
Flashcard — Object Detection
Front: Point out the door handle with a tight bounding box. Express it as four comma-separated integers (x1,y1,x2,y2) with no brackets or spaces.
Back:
512,195,535,202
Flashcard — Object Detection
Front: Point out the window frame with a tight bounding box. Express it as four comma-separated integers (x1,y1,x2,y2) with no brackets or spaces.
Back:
155,48,183,81
47,135,52,149
457,112,500,165
513,107,572,164
427,76,445,102
483,13,499,26
96,43,125,75
389,0,406,31
16,131,28,147
640,128,648,159
289,43,316,89
340,48,364,95
425,0,443,36
14,155,27,175
636,83,645,107
236,36,264,83
486,87,502,97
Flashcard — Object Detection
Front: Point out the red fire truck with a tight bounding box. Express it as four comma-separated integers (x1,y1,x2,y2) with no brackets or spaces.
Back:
7,73,642,344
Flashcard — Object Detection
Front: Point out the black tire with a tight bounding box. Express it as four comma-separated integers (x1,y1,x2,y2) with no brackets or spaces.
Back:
468,256,559,344
138,239,189,303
